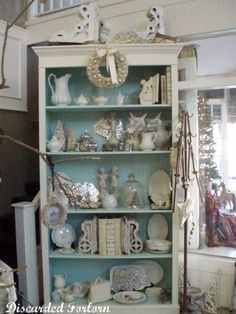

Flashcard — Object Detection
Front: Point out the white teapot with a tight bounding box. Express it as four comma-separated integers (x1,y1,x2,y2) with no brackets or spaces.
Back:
74,94,90,106
92,95,109,106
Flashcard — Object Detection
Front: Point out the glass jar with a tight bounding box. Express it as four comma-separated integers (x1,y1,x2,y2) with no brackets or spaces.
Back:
122,173,144,208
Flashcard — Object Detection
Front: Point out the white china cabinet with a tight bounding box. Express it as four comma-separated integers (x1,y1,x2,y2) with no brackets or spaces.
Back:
33,43,182,314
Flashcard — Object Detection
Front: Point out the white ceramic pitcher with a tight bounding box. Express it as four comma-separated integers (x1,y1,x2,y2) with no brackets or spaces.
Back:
48,73,72,106
53,274,66,289
139,132,156,151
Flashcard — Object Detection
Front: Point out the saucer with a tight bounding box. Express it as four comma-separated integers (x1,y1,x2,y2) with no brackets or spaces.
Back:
145,247,171,254
113,291,146,304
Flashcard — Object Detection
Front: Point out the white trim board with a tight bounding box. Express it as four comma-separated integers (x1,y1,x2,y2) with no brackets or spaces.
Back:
0,19,27,112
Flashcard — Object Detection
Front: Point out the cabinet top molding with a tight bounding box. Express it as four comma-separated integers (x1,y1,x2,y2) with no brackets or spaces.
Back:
33,43,183,56
32,44,183,67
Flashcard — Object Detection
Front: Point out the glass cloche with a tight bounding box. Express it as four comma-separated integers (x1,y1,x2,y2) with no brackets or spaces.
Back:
122,173,144,208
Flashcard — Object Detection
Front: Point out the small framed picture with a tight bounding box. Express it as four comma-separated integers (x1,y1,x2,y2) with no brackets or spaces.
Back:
41,199,67,229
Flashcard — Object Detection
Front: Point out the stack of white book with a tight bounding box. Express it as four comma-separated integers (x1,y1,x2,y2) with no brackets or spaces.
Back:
160,66,172,104
98,218,122,256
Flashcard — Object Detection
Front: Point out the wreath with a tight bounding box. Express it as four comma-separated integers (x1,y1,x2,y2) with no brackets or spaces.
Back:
86,48,128,89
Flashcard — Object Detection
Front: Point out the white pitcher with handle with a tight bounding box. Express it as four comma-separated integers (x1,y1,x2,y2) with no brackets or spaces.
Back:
48,73,72,106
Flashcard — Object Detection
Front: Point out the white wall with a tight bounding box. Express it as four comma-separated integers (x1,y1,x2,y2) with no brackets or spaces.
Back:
26,0,236,44
25,0,236,77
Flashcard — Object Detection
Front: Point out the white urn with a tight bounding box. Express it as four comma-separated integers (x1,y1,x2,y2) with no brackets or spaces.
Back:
47,136,64,152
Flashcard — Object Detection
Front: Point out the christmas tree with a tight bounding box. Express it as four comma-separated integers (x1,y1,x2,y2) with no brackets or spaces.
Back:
198,96,221,182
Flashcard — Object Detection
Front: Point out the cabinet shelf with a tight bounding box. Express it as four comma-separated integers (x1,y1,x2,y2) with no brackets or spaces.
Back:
49,251,172,259
52,298,176,309
46,104,172,112
67,208,172,214
47,150,170,156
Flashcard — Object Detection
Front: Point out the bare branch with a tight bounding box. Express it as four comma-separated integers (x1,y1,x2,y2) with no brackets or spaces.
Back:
0,0,47,89
0,134,49,166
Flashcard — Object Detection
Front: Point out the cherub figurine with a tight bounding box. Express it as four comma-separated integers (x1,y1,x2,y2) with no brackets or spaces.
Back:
110,166,118,195
97,167,108,199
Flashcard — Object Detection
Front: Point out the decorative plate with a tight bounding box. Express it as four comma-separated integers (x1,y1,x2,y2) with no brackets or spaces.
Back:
113,291,147,304
147,214,168,240
148,170,171,207
51,223,76,248
145,247,171,254
41,196,67,229
131,260,164,286
110,265,146,293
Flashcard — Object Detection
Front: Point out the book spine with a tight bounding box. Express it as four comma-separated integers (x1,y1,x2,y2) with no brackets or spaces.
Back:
106,219,115,255
166,66,172,104
161,74,167,104
153,73,160,103
114,218,121,255
98,218,107,255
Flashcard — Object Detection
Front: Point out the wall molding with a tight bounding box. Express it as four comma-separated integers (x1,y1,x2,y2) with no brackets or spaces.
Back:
0,19,27,112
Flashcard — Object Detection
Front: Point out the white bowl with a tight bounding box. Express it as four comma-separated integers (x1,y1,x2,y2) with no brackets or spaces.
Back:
146,239,172,251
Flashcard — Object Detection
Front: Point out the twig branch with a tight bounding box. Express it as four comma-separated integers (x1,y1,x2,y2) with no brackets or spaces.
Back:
54,156,101,164
0,134,49,166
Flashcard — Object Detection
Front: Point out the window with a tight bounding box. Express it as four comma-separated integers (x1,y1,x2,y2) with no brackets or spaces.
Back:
199,88,236,249
33,0,82,17
199,89,236,193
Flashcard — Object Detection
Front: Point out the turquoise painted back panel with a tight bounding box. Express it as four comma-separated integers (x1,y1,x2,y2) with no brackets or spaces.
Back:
49,213,172,249
45,62,174,305
46,108,171,148
47,153,171,206
49,257,172,294
46,66,167,107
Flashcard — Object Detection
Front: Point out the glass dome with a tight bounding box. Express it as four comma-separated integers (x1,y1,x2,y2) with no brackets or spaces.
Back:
122,173,145,208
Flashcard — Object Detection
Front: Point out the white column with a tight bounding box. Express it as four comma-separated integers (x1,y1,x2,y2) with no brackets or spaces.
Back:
178,57,199,249
12,201,39,306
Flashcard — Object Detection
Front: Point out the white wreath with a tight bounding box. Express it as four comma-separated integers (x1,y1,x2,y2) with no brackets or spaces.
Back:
87,48,128,89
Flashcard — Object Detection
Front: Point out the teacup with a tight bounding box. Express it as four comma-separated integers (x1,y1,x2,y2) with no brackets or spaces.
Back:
61,290,77,303
51,290,61,302
71,283,82,294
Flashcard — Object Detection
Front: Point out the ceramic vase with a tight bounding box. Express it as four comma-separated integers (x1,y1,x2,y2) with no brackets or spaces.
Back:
102,193,118,208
